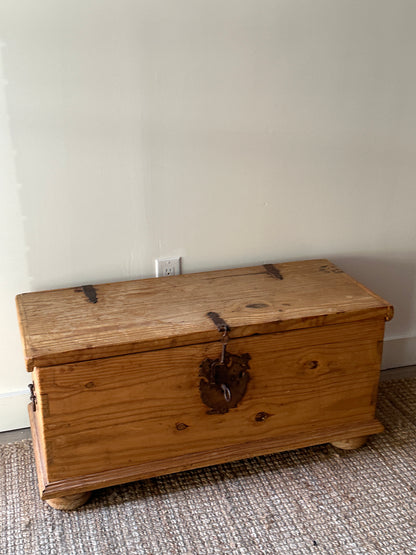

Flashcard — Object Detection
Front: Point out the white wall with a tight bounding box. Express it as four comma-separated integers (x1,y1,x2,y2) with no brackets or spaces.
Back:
0,43,32,429
1,0,416,430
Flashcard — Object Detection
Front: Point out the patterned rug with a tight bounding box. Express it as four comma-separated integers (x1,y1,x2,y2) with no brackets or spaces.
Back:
1,379,415,555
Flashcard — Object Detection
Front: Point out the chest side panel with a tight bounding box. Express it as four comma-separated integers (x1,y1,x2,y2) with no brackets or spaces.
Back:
35,319,385,484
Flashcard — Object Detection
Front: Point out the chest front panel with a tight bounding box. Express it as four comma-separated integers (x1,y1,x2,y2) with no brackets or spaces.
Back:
34,318,385,484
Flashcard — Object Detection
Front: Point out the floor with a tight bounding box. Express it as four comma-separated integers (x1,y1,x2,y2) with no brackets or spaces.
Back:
0,427,31,444
1,365,415,445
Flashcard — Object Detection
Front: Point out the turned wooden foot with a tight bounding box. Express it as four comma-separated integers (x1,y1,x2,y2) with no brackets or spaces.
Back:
45,491,92,510
331,435,368,450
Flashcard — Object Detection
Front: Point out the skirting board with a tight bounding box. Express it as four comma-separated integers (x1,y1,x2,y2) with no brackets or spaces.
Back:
0,391,29,432
1,336,415,432
381,336,416,370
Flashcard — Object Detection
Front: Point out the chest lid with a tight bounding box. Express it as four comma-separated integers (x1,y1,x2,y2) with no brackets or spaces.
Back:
16,259,393,371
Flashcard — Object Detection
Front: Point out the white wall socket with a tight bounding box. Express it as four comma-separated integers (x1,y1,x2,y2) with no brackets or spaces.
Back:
155,257,181,277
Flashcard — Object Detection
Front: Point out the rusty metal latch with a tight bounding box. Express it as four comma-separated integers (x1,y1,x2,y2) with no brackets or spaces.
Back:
28,383,37,412
199,312,251,414
206,311,230,333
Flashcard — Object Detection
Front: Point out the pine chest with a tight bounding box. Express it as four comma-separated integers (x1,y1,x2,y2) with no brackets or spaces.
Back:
16,259,393,510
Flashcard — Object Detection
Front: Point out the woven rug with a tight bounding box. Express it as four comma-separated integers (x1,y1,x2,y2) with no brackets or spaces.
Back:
1,379,415,555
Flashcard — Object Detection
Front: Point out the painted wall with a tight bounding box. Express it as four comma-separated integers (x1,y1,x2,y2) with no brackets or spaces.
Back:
1,0,416,429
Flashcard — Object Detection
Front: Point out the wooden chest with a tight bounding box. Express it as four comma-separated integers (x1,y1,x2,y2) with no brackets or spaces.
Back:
16,259,393,510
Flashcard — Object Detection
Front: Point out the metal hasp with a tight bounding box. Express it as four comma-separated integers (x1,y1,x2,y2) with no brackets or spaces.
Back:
28,383,37,412
200,312,251,414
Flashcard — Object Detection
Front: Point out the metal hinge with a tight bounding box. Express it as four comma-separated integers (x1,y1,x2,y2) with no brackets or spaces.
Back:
206,311,230,333
28,383,37,412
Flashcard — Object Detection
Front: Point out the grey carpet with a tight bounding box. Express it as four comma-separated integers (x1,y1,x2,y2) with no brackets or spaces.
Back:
1,379,415,555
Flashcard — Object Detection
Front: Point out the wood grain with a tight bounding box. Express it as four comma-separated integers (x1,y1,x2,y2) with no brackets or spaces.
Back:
34,318,385,484
38,419,383,500
16,259,393,370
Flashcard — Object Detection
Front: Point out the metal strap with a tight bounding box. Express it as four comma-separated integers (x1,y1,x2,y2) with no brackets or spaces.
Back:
206,311,230,333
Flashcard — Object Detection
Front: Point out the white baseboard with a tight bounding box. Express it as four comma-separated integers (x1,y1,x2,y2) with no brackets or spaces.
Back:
381,336,416,370
0,390,29,432
0,337,415,432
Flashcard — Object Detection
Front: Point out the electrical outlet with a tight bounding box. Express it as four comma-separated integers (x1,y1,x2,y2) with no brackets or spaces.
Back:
155,257,181,277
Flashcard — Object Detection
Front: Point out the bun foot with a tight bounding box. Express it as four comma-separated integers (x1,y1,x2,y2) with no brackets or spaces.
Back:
331,435,368,450
45,491,92,510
